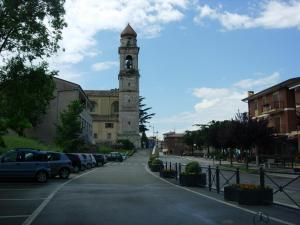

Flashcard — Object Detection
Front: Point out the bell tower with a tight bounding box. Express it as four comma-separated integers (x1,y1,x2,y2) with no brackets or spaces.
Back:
118,24,141,148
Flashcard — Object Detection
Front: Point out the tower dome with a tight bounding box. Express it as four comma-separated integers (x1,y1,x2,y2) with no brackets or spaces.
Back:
121,24,137,38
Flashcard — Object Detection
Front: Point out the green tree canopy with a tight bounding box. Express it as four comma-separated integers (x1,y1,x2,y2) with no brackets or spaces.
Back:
0,57,55,136
0,0,66,60
139,96,155,148
55,100,85,153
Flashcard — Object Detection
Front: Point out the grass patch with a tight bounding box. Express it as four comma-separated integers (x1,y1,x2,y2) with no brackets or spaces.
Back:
0,135,62,155
219,164,257,174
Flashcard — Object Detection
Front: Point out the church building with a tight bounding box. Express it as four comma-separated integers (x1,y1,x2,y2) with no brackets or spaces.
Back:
85,24,141,148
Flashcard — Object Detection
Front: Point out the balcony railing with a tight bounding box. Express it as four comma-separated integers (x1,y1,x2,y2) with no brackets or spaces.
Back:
261,101,284,114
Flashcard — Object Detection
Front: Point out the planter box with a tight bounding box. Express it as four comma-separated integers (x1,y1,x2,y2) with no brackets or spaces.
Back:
237,188,273,205
224,186,238,202
179,173,206,187
160,170,177,178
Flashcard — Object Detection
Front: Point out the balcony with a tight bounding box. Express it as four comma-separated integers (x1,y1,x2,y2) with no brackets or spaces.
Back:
261,101,284,115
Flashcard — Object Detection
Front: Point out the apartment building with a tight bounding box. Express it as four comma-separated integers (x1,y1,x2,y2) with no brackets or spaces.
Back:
242,77,300,156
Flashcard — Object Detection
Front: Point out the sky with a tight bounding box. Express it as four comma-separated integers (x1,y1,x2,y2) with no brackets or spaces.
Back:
49,0,300,138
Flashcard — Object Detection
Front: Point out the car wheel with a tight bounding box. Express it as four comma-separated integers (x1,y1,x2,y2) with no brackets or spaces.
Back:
36,171,47,183
59,168,70,179
87,164,91,169
74,166,80,173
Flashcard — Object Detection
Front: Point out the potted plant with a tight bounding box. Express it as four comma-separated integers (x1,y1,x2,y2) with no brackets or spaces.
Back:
160,169,177,178
149,158,163,172
179,161,206,187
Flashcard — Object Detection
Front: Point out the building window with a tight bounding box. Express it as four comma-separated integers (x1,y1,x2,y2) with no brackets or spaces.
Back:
111,101,119,114
128,82,131,87
107,133,112,139
94,133,98,139
274,117,281,133
128,121,131,126
105,123,114,128
91,101,97,112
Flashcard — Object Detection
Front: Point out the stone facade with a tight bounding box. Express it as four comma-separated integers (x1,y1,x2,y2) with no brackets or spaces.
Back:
86,24,141,148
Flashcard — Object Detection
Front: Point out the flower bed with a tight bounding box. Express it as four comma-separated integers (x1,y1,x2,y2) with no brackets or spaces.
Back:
148,158,163,172
224,184,273,205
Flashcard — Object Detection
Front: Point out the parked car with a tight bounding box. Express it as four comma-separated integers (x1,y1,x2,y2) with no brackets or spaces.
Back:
120,152,128,160
0,148,50,183
66,153,85,173
89,154,97,167
81,153,93,169
106,152,123,162
92,154,107,166
46,152,73,179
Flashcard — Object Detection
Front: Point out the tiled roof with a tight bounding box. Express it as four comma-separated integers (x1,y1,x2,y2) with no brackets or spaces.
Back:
121,24,137,38
242,77,300,102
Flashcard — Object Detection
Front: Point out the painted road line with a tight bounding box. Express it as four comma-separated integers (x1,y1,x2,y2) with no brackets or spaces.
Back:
22,168,98,225
0,198,47,201
145,165,296,225
0,215,30,219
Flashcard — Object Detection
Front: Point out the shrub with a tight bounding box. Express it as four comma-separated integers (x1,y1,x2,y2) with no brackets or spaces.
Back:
151,158,163,166
117,139,134,150
185,161,201,174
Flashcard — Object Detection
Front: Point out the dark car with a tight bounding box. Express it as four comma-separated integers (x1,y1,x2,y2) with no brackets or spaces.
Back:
92,154,107,166
0,148,51,183
81,153,92,169
106,152,123,162
46,152,73,179
66,153,85,173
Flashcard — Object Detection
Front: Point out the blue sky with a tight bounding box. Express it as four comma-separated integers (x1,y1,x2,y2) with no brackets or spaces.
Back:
50,0,300,137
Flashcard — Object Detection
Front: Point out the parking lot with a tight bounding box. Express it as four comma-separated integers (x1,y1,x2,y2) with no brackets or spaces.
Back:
0,169,95,225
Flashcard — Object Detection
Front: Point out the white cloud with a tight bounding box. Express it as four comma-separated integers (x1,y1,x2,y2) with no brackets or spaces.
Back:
51,0,188,67
234,72,280,89
92,61,118,71
194,1,300,30
156,73,282,132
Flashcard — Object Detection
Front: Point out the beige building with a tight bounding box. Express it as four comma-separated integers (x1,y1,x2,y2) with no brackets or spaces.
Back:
85,90,119,144
86,24,141,148
26,77,93,144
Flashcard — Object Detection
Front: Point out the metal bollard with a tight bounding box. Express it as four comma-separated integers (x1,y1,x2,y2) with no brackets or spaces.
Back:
165,161,167,170
260,166,265,188
208,165,212,191
236,168,240,184
169,162,171,170
175,163,178,180
216,166,220,193
178,163,182,180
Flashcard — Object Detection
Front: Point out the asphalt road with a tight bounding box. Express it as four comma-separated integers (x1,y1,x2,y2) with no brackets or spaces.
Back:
0,151,299,225
159,154,300,208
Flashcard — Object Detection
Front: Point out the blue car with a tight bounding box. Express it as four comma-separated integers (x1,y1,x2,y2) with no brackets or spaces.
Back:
46,152,73,179
0,148,51,183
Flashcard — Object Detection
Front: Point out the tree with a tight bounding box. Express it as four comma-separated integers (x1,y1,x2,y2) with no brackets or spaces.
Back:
139,96,155,148
234,112,274,169
0,57,55,136
55,100,85,153
0,0,66,60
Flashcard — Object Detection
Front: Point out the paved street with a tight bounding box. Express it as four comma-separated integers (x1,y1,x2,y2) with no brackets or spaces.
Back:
0,151,299,225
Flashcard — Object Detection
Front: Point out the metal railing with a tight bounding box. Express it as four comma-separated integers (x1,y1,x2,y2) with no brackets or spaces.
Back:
158,161,300,210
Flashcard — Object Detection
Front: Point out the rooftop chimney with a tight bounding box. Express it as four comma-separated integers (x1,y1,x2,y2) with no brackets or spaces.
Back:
248,91,254,96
